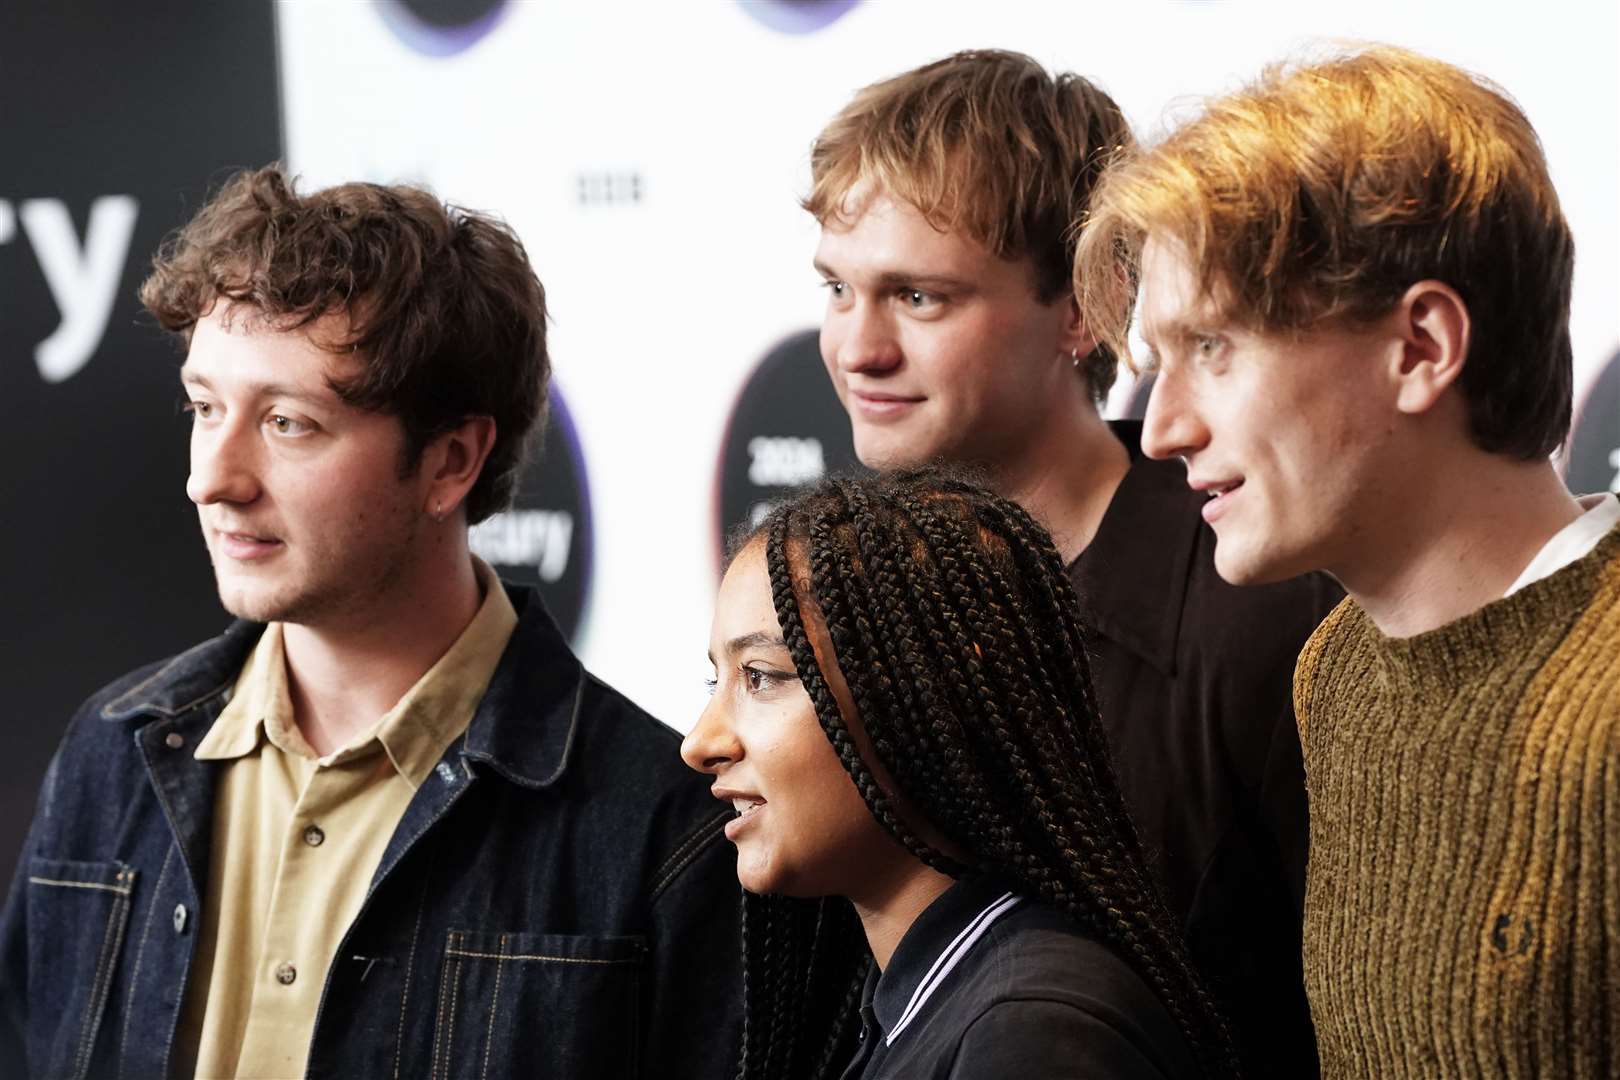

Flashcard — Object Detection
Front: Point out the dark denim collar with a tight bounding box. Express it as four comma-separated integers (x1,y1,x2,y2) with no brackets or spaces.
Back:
98,582,583,789
866,874,1023,1040
1067,419,1201,677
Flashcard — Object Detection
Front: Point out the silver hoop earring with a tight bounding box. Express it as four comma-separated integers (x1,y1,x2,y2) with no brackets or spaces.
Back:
1071,348,1082,370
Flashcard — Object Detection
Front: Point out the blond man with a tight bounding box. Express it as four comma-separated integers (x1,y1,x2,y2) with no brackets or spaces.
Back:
1079,45,1619,1078
807,49,1342,1076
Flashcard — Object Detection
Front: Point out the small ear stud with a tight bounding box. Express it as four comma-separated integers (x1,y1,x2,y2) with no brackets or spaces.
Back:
1071,349,1082,370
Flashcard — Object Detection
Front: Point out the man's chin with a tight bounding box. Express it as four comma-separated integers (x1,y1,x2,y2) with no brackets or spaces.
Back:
852,433,933,472
1212,542,1305,588
215,578,304,625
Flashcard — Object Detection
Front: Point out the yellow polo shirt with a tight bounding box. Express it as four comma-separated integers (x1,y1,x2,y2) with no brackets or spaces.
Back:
176,560,517,1080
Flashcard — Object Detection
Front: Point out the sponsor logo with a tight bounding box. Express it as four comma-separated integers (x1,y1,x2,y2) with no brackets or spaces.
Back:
714,329,863,568
469,386,594,639
737,0,860,34
377,0,508,57
2,195,139,383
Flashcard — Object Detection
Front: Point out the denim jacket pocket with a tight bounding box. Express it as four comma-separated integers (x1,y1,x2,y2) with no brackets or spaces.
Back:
428,929,647,1080
24,858,137,1080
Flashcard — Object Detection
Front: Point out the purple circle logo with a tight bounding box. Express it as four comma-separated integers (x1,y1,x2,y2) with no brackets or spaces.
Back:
738,0,860,34
377,0,508,57
469,385,594,641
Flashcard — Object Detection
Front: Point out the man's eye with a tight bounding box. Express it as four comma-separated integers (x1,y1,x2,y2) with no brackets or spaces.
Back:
1195,335,1221,355
822,280,847,298
268,414,310,435
183,400,213,419
902,289,940,310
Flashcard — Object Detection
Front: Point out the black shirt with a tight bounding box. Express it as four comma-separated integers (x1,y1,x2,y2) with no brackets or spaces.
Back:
839,876,1200,1080
1068,421,1344,1078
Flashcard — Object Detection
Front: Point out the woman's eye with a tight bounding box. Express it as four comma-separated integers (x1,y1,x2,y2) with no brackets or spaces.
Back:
183,400,213,419
744,667,767,692
268,414,310,435
703,676,718,697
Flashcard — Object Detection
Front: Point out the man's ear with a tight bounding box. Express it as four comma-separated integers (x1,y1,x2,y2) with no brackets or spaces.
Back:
1390,280,1471,416
422,415,498,521
1060,295,1099,361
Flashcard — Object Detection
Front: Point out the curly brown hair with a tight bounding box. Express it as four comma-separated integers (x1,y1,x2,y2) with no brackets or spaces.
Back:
140,163,549,523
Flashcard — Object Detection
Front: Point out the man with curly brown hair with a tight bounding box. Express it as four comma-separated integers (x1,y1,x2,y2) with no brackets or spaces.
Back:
0,164,740,1080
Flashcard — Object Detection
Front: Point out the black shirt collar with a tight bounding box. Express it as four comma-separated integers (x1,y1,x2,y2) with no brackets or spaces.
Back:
1068,420,1202,677
865,875,1024,1042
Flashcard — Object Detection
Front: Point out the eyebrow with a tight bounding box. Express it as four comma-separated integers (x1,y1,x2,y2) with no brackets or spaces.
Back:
709,631,789,665
179,368,335,408
812,259,971,293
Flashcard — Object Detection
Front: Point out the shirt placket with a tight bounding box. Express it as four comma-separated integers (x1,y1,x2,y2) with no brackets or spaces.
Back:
234,754,362,1072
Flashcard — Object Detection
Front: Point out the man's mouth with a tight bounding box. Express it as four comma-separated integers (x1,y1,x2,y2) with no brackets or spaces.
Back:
849,390,923,420
731,797,766,817
215,530,284,560
1198,479,1243,523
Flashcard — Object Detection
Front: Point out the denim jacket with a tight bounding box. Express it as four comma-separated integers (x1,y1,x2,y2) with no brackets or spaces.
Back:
0,585,742,1079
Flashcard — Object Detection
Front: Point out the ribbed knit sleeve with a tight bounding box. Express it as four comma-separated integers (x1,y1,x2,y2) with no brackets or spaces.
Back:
1294,525,1620,1079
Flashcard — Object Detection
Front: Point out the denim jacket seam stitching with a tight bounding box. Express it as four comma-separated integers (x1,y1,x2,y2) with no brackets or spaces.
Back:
430,931,457,1080
115,846,174,1080
73,875,132,1079
100,648,235,721
650,818,712,890
478,934,507,1080
392,866,436,1080
650,811,731,903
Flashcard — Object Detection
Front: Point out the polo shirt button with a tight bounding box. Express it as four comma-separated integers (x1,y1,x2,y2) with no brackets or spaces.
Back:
275,963,297,985
303,825,325,847
164,732,184,750
172,904,188,934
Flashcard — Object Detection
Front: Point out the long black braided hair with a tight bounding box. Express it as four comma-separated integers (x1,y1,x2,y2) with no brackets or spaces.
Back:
730,467,1239,1079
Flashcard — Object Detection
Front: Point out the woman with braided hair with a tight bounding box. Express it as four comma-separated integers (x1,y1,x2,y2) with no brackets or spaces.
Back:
682,468,1235,1079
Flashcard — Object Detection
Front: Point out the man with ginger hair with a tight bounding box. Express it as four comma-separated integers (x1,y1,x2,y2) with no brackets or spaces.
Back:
807,49,1341,1076
1078,45,1619,1078
0,165,740,1079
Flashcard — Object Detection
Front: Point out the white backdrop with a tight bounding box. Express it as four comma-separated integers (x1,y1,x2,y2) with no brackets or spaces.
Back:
276,0,1620,733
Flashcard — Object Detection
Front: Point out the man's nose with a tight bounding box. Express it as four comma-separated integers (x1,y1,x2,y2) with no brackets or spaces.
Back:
828,301,902,377
1140,368,1210,463
185,418,262,506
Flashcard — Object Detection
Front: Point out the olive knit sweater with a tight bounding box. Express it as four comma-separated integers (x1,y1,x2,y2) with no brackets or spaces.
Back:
1293,514,1620,1078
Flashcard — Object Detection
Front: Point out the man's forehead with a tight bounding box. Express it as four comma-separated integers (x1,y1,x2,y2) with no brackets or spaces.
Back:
814,188,1010,280
1138,235,1228,340
182,302,357,393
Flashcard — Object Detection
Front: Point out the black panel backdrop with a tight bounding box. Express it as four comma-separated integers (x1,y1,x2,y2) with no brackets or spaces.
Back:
0,5,283,886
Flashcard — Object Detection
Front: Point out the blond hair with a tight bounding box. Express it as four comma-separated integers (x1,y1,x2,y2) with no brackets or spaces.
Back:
1076,44,1574,457
806,49,1133,400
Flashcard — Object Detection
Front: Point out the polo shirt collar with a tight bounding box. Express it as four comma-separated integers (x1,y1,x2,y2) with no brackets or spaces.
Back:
1067,420,1201,677
193,558,519,790
868,875,1025,1047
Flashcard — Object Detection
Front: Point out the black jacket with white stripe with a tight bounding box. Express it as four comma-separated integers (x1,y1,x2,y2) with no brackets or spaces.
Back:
839,875,1199,1080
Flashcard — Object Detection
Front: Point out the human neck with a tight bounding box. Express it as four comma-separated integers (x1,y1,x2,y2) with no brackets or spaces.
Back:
991,401,1130,564
848,861,957,972
1336,454,1583,639
281,536,484,756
